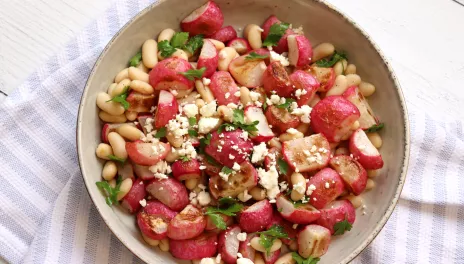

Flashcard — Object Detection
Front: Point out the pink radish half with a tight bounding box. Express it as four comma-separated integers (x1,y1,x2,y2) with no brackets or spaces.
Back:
169,233,218,260
125,141,171,166
349,128,384,170
154,90,178,129
181,1,224,36
329,155,367,195
244,106,274,143
209,71,240,106
228,55,266,88
238,200,273,232
167,205,206,240
288,34,313,67
218,225,241,263
137,200,177,240
197,39,219,78
145,178,189,211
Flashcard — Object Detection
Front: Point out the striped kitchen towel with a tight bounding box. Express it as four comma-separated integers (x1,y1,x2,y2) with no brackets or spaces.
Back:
0,0,463,263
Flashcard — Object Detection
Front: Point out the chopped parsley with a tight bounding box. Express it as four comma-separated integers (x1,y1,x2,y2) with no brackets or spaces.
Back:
218,109,259,134
154,127,167,138
245,52,269,60
275,98,296,110
188,129,198,137
277,158,289,175
107,155,126,163
158,33,204,58
128,51,142,67
205,201,243,230
315,50,347,68
333,217,352,235
292,252,320,264
184,34,204,54
366,123,384,133
95,176,122,206
263,22,290,47
188,117,197,126
106,86,130,110
170,32,189,48
158,40,177,58
220,166,234,175
257,225,289,255
179,156,191,162
179,67,206,80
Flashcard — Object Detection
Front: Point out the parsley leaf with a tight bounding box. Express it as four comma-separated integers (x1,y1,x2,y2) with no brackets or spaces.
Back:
184,34,204,54
206,213,227,230
366,123,384,133
275,98,296,110
218,197,237,206
179,67,206,80
257,225,289,255
158,40,177,58
198,134,212,154
107,155,126,163
154,127,167,138
179,156,191,162
218,109,259,134
170,32,189,48
292,252,320,264
221,166,234,175
245,52,269,60
188,117,197,126
333,217,352,235
315,50,347,68
277,158,289,175
263,22,290,47
128,51,142,67
95,176,123,206
188,129,198,137
205,201,243,230
106,86,130,110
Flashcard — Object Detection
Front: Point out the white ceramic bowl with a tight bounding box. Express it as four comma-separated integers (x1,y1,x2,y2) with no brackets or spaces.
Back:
77,0,410,263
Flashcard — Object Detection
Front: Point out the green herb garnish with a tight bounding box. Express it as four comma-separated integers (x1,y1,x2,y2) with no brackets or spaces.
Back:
220,166,234,175
184,34,204,54
257,225,289,255
263,22,290,47
292,252,320,264
218,197,237,206
333,217,352,235
188,129,198,137
275,98,296,110
198,134,212,154
107,155,126,163
205,201,244,230
106,86,130,110
154,127,167,138
179,156,191,162
366,123,384,133
188,117,197,126
277,158,289,175
128,51,142,67
170,32,189,48
158,40,177,58
96,176,122,206
218,109,259,134
179,67,206,80
245,52,269,60
315,50,347,68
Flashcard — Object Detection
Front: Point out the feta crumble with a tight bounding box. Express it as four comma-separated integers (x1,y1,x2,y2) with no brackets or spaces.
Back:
270,51,290,66
200,100,217,117
237,232,247,242
251,142,268,164
198,117,221,134
183,104,198,118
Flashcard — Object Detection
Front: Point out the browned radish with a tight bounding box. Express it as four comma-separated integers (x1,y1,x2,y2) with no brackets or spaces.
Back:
289,70,319,106
297,225,331,258
287,34,313,67
276,194,321,224
149,57,194,90
218,225,241,263
207,25,237,43
266,212,298,245
244,106,274,143
263,248,281,264
349,128,384,170
171,158,201,181
246,48,271,65
121,179,146,214
116,161,135,180
262,61,294,97
126,91,155,113
205,130,253,168
239,233,257,260
154,90,178,129
310,96,360,143
133,164,155,180
315,200,356,234
238,200,273,232
261,15,294,53
136,114,153,134
137,200,177,240
209,71,240,105
306,168,345,209
305,65,335,92
101,123,136,143
343,86,379,129
227,38,252,55
169,232,218,260
265,105,301,133
145,178,189,211
181,1,224,35
282,134,331,173
209,161,258,199
125,141,171,166
329,155,367,195
228,54,266,88
197,39,219,77
205,213,234,231
167,205,206,240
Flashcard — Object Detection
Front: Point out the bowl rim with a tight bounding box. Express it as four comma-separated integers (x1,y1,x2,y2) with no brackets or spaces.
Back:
76,0,410,263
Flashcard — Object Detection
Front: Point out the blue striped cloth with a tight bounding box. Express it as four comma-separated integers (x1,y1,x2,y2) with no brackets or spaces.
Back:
0,0,463,263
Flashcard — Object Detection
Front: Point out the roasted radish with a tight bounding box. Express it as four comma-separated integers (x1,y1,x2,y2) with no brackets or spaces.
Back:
209,71,240,105
244,106,275,142
133,164,156,180
205,130,254,168
306,168,345,209
171,158,201,181
198,39,219,77
154,90,178,129
149,57,194,90
276,194,321,224
289,70,319,106
137,200,177,240
262,61,294,97
181,1,224,36
238,200,273,232
169,233,218,260
287,34,312,67
218,225,241,263
315,200,356,234
261,15,294,53
282,134,331,173
329,155,367,195
227,38,252,55
146,178,189,211
349,128,384,170
206,213,234,231
209,161,258,198
297,225,331,258
121,179,146,213
305,65,335,92
265,105,301,133
208,25,238,43
126,92,155,113
167,205,206,240
342,86,378,129
228,55,266,88
126,141,171,166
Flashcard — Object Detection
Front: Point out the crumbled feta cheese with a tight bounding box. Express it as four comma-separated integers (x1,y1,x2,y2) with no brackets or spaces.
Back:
202,77,211,86
325,182,330,189
200,258,216,264
139,199,147,207
249,91,261,101
149,161,171,179
144,118,154,133
227,103,238,109
257,166,279,199
229,154,235,160
251,142,268,164
237,232,247,242
174,141,197,159
269,94,281,105
237,253,243,259
232,162,241,171
294,88,308,99
183,104,198,118
150,106,156,113
198,117,221,134
167,114,190,138
270,51,290,66
200,101,217,117
292,105,312,124
219,171,230,182
234,91,241,97
197,190,211,206
306,184,317,195
286,128,299,135
225,92,230,99
279,181,288,192
199,165,206,170
293,26,304,34
240,131,249,141
215,254,222,264
293,182,306,194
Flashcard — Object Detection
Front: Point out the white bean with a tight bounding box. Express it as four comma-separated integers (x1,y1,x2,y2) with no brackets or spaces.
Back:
114,68,129,83
351,120,360,130
275,252,295,264
107,83,117,97
296,123,310,134
279,130,304,142
116,124,144,141
345,64,357,74
250,186,266,201
334,59,348,76
166,132,183,148
125,111,137,121
177,91,199,105
366,179,375,190
367,169,378,178
218,47,238,71
102,161,118,181
159,238,169,252
116,178,133,200
291,172,306,201
165,149,180,163
254,253,265,264
367,132,383,148
359,81,376,97
240,86,252,105
207,38,225,50
96,143,113,160
172,49,189,61
142,39,158,68
136,62,149,73
244,24,263,49
130,80,154,94
345,195,363,208
217,105,233,122
172,88,193,99
195,80,214,103
96,92,125,116
251,237,282,253
113,79,131,96
346,74,362,87
99,111,127,123
326,75,348,96
268,137,282,150
185,178,199,190
128,66,149,83
312,43,335,62
195,98,205,109
108,132,128,159
142,233,160,246
308,94,321,107
158,28,176,42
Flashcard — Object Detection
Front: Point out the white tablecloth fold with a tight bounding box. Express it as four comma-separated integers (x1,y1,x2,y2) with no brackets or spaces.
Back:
0,0,463,263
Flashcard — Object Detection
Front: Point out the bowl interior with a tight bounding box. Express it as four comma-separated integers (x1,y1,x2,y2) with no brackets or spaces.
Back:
77,0,409,263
